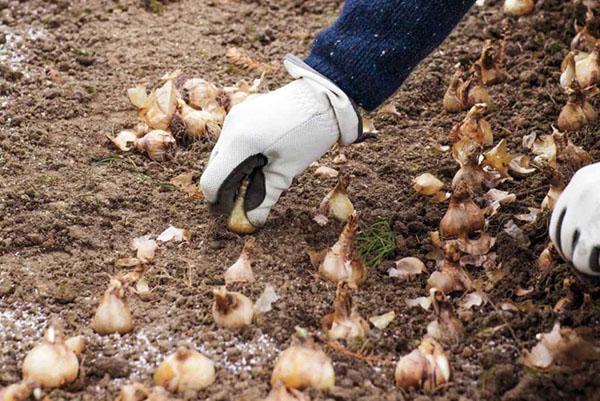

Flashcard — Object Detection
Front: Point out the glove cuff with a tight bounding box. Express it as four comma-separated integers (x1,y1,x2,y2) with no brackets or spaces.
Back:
284,54,362,145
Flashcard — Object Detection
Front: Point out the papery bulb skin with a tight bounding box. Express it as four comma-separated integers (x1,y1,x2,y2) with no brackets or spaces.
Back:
212,287,254,329
575,42,600,88
154,347,216,392
560,52,576,89
141,80,178,130
184,78,221,110
22,322,79,389
177,100,221,142
271,343,335,390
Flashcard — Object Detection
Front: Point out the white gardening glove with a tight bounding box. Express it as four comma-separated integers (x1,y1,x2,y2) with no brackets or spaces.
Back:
200,55,361,227
549,162,600,276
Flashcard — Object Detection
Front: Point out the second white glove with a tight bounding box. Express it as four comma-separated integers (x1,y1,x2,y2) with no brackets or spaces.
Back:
549,162,600,276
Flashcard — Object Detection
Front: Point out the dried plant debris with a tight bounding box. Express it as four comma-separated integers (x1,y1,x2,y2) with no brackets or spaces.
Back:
369,311,396,330
388,257,427,280
522,323,600,370
226,47,279,74
254,284,279,314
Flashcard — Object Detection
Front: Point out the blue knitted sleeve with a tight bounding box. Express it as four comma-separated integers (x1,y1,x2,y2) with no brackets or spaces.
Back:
305,0,475,111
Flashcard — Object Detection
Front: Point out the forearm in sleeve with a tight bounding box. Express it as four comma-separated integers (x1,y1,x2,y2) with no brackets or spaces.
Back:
305,0,476,111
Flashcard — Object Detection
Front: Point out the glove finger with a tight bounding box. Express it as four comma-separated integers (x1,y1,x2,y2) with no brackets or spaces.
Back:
245,167,293,227
200,150,267,214
571,229,600,276
558,206,579,262
549,191,570,259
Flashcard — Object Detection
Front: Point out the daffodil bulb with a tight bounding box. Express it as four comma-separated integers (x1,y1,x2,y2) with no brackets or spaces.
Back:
140,79,178,130
212,287,254,329
154,347,216,392
0,381,35,401
184,78,221,110
264,381,310,401
134,130,176,161
22,321,80,389
321,282,369,343
449,103,493,146
177,100,221,142
426,304,464,344
571,10,598,53
443,71,465,113
92,279,134,335
395,338,451,391
575,42,599,88
477,40,504,85
227,179,257,234
225,237,256,284
557,84,597,132
465,65,493,109
541,182,564,211
314,174,354,226
440,182,485,240
317,212,367,288
271,341,335,390
427,260,473,294
503,0,534,16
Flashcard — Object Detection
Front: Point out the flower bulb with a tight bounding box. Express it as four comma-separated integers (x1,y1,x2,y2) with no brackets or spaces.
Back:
92,279,134,335
271,341,335,390
317,212,367,288
314,174,354,226
154,347,216,392
227,179,257,234
134,130,176,161
22,321,79,389
225,237,256,284
395,338,451,391
212,287,254,329
321,282,369,343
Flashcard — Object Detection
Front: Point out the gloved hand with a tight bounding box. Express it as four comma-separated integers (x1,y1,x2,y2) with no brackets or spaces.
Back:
549,162,600,276
200,55,361,227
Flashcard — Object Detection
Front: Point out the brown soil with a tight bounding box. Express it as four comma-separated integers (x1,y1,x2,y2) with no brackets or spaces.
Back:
1,0,599,400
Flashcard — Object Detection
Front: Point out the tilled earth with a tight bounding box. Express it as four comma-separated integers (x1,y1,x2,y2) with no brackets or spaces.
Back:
1,0,599,400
